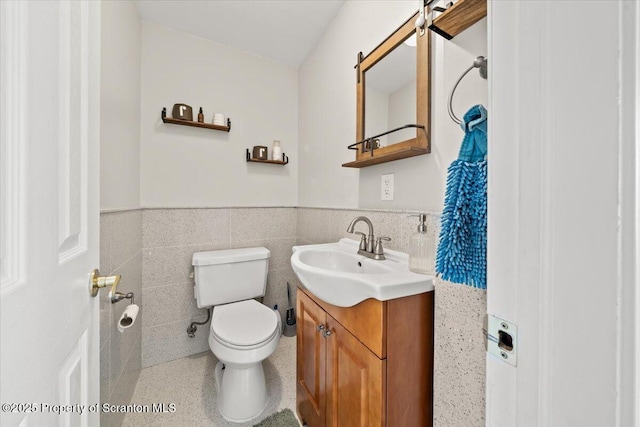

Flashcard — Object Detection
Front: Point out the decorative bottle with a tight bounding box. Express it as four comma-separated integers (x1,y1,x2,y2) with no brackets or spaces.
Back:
272,140,282,161
408,213,435,275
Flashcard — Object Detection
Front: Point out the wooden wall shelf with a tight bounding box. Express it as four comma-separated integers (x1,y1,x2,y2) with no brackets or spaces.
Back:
342,146,428,168
161,108,231,132
245,149,289,165
429,0,487,40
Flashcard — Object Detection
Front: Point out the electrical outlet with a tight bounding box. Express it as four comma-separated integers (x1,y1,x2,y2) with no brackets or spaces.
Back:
381,174,394,201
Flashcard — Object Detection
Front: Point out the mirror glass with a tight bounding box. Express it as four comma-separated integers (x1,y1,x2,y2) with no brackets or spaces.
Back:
364,34,417,147
345,10,429,169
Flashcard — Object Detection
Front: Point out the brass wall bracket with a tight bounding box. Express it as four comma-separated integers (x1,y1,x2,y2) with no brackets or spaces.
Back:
89,269,121,298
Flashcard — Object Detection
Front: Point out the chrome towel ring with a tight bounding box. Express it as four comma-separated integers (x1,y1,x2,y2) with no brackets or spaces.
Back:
448,56,488,125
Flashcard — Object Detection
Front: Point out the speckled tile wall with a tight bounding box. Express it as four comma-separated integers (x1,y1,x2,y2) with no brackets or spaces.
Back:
100,210,143,427
102,207,485,427
296,207,487,427
141,208,298,368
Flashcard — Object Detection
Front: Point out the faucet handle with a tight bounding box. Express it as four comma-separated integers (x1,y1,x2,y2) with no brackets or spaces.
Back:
373,236,391,255
353,231,367,251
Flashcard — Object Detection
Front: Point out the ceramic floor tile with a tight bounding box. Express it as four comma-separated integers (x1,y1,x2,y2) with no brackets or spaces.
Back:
123,336,300,427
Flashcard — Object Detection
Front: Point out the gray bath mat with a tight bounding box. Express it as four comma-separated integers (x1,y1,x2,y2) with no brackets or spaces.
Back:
253,408,299,427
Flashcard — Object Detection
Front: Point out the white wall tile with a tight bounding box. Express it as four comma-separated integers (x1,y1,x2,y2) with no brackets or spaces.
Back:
100,214,112,275
111,210,142,270
109,348,142,427
140,208,298,366
136,205,486,427
229,208,296,241
143,209,230,248
100,211,143,416
142,209,184,248
179,209,230,245
142,319,210,368
434,277,487,324
142,242,229,289
433,306,486,426
141,282,205,329
100,339,110,408
297,208,342,243
109,252,143,396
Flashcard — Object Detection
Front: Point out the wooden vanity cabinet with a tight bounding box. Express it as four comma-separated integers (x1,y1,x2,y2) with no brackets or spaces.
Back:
296,286,434,427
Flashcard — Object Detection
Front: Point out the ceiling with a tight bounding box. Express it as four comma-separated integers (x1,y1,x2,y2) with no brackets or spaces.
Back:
135,0,346,67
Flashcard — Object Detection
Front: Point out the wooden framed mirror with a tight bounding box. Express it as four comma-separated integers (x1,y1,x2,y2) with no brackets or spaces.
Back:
343,11,430,168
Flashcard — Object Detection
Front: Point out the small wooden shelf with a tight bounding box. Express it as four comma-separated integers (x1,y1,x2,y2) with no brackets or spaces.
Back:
245,149,288,165
342,146,428,168
429,0,487,40
161,108,231,132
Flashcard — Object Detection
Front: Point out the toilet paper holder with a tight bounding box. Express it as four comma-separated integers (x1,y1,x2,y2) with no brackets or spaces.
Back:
111,291,134,305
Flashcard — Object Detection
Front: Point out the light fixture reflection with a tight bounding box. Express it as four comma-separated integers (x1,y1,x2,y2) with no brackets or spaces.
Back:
404,34,417,47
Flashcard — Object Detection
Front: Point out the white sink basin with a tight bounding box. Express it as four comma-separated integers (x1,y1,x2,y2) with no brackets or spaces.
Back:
290,238,434,307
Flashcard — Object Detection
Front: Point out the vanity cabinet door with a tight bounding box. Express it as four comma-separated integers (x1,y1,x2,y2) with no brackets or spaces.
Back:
297,290,328,427
325,315,385,427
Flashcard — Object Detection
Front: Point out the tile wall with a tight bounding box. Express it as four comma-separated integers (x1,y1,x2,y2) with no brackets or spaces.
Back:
101,206,486,427
100,210,143,427
297,207,487,427
140,208,298,368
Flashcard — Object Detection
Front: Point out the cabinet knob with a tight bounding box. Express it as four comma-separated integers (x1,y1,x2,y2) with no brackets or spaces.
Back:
323,330,332,338
317,324,325,331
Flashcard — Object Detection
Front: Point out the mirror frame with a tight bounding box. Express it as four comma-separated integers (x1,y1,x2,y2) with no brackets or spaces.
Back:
344,11,431,168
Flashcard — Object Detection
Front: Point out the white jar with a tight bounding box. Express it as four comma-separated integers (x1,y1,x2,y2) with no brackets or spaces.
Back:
272,140,282,161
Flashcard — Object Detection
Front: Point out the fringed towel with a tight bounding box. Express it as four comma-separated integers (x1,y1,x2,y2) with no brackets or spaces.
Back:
436,105,487,289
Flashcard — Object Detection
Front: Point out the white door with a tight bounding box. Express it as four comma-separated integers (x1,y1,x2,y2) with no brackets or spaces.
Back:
1,1,101,426
486,1,639,426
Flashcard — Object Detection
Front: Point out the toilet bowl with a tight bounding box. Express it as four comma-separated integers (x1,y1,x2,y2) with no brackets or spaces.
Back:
208,299,281,422
191,247,280,423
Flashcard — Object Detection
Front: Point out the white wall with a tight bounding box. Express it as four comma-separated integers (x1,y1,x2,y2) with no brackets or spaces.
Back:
100,0,141,211
298,1,487,211
364,82,415,147
365,85,389,146
140,22,298,208
387,80,416,145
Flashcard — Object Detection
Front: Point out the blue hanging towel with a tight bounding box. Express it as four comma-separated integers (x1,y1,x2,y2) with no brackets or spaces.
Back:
436,105,487,289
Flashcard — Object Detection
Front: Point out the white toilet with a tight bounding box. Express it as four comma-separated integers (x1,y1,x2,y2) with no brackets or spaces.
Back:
192,247,281,423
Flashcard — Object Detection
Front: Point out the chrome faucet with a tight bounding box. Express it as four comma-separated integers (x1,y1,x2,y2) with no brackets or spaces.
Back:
346,216,390,260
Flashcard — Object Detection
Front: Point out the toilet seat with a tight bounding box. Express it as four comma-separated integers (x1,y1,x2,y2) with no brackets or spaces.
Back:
211,300,279,349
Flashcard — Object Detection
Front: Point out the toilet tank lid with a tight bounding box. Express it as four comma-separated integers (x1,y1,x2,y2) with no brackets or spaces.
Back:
192,247,270,266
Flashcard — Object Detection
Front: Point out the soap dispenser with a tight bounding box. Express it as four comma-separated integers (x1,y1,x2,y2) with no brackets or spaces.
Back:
408,214,435,275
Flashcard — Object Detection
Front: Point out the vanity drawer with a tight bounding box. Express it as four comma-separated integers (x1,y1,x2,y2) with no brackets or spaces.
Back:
297,285,386,358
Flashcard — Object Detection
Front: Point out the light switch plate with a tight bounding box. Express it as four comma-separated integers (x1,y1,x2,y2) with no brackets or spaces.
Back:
381,174,394,201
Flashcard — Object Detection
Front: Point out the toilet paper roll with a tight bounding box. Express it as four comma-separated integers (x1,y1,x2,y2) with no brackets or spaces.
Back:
117,304,139,333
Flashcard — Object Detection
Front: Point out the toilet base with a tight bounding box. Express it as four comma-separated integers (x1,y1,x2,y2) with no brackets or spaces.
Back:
214,361,269,423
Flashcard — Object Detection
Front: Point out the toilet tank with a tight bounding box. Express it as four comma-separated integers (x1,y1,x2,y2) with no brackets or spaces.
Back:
192,247,270,308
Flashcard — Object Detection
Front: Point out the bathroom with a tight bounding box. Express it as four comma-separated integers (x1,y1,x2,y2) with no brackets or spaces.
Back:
100,1,488,425
0,1,637,427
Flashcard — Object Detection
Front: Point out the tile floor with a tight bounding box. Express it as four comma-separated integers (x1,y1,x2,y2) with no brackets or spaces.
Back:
122,336,300,427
